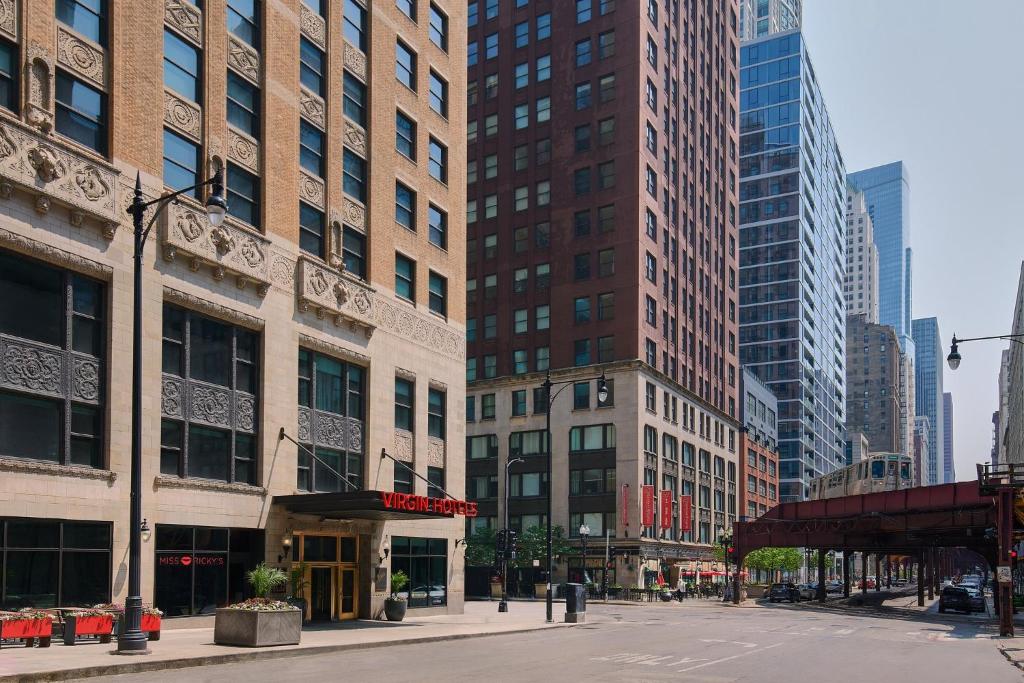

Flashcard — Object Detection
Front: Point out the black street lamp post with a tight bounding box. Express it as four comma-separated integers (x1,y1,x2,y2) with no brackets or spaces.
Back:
579,524,590,588
499,457,524,613
118,170,226,654
541,369,607,623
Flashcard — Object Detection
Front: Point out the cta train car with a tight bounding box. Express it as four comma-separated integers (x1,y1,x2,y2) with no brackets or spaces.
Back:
809,453,913,500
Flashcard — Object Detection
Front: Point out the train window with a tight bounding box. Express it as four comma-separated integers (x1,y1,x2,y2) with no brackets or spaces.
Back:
900,462,911,480
871,461,884,479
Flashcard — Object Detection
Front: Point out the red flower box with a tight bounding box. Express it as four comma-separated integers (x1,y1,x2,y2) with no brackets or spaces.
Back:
0,618,53,641
64,614,114,645
141,614,161,640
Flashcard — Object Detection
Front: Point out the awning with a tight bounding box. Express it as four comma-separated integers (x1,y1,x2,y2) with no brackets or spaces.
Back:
274,490,458,521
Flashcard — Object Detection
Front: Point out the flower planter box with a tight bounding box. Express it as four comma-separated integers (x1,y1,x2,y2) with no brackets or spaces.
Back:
489,582,503,599
63,614,114,645
113,612,162,641
214,608,302,647
534,582,548,599
0,618,53,648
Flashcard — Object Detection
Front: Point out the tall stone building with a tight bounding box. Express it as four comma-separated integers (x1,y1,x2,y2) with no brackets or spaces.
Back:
912,317,945,484
845,315,903,455
464,0,742,589
845,187,879,323
737,0,801,40
0,0,468,619
1004,263,1024,465
943,391,954,481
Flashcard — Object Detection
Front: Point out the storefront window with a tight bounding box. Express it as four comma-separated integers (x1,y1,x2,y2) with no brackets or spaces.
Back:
0,250,105,468
154,525,263,616
391,537,447,608
0,518,111,609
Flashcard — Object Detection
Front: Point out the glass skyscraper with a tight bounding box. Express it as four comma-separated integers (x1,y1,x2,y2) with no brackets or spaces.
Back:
912,317,945,485
739,31,847,502
848,162,913,353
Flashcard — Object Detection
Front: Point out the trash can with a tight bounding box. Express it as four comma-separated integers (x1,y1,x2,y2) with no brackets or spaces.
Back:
564,583,587,623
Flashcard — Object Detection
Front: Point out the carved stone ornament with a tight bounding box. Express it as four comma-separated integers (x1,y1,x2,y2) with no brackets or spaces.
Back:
235,392,256,432
163,286,265,331
227,129,258,172
427,437,445,468
373,298,466,361
299,90,325,129
296,333,370,366
160,202,271,296
298,171,324,208
297,406,312,442
0,456,116,482
297,256,376,336
1,337,63,397
165,0,202,45
0,118,120,227
227,35,259,84
299,4,326,48
342,196,365,230
71,356,100,401
164,91,201,140
0,0,17,41
190,382,231,428
26,43,54,134
343,42,366,82
270,253,296,291
393,429,414,463
161,376,185,418
154,474,266,496
0,226,111,279
57,26,105,88
343,121,366,157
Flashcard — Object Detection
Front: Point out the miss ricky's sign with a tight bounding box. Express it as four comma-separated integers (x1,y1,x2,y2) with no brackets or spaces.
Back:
380,492,479,517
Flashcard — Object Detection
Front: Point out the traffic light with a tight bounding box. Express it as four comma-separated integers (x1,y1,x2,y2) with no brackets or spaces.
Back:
1011,549,1018,561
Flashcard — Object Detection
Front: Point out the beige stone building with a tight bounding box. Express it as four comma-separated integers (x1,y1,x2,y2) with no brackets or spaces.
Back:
0,0,467,621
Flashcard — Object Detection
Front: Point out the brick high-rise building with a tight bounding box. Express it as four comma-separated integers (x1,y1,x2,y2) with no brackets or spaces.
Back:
464,0,742,589
0,0,468,619
845,314,903,455
739,367,778,519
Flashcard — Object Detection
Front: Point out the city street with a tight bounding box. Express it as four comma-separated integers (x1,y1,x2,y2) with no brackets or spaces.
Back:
83,601,1019,683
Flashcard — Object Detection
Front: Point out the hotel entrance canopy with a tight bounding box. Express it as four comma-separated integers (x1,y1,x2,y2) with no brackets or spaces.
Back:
274,490,471,521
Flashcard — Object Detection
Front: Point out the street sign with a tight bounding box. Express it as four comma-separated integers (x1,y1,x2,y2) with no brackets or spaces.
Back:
997,566,1012,583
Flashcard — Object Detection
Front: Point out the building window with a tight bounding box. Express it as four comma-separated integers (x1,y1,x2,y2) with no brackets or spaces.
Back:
343,71,366,126
576,0,592,23
163,128,201,198
164,29,201,103
395,182,416,230
343,149,367,201
511,389,527,416
396,40,417,90
575,82,591,110
227,0,260,47
597,335,614,362
574,339,591,366
575,39,591,67
428,271,447,317
467,41,478,66
298,202,325,258
344,0,367,51
428,137,448,183
394,377,414,431
573,382,590,410
0,251,105,468
227,163,260,227
397,0,416,20
485,32,498,59
300,36,325,96
598,30,615,58
467,434,497,460
57,0,107,45
428,204,447,249
429,70,448,117
569,424,615,452
510,472,548,498
598,248,615,276
160,305,258,484
481,393,496,419
395,110,416,159
342,227,366,279
598,117,615,145
574,296,591,323
599,74,615,102
55,71,106,155
391,537,447,608
299,120,324,176
395,253,415,301
0,39,16,113
428,387,445,439
227,71,260,138
427,466,445,498
574,252,590,280
537,12,550,39
394,462,414,493
597,292,614,320
429,3,448,50
297,349,365,492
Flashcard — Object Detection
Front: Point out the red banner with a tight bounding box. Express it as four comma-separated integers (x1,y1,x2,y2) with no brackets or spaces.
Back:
659,490,672,529
679,495,692,532
621,484,630,527
641,485,655,527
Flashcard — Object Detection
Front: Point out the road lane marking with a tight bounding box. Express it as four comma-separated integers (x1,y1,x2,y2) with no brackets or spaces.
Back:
835,629,855,635
665,657,709,667
677,642,785,672
637,656,675,666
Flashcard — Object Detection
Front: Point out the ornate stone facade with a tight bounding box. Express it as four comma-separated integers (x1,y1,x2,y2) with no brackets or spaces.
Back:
343,121,366,157
297,407,362,453
165,0,202,45
164,91,202,141
299,4,326,48
163,286,265,330
0,226,112,279
299,90,325,129
297,255,376,336
298,171,324,209
227,128,259,172
0,0,16,42
160,202,272,295
343,43,366,81
227,35,259,83
393,429,414,463
0,118,119,231
56,26,105,88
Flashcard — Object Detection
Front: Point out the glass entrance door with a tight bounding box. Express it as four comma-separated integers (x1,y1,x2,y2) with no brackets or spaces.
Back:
338,567,357,620
309,566,333,621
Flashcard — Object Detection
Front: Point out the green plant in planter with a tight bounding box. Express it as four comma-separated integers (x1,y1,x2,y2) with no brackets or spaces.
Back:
390,570,410,599
289,562,309,599
247,563,288,599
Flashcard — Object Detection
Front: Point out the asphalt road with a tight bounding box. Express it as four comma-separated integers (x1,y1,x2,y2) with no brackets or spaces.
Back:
85,601,1019,683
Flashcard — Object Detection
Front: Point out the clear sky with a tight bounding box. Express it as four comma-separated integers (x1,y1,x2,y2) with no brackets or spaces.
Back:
802,0,1024,481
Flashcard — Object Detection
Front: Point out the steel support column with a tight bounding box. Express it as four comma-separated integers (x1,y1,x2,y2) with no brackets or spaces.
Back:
843,552,851,598
875,556,881,592
817,550,827,602
926,549,934,601
861,553,867,597
997,486,1014,637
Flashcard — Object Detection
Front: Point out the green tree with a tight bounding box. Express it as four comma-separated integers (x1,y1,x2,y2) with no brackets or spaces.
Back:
464,527,496,567
743,547,804,580
512,525,571,569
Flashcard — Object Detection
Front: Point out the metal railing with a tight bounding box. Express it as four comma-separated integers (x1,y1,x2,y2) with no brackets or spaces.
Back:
978,462,1024,493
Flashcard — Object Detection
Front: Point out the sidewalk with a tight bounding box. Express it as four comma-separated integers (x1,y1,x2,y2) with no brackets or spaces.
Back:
0,602,592,682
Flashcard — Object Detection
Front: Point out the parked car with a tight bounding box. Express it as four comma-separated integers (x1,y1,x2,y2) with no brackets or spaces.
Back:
857,577,876,589
938,585,975,614
964,587,986,613
893,578,908,587
826,580,844,594
768,583,801,603
797,583,817,600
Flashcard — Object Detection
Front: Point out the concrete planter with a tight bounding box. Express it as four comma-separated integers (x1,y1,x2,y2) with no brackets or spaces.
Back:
213,608,302,647
383,598,407,622
534,582,548,599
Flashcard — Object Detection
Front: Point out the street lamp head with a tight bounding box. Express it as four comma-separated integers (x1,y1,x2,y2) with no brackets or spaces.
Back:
947,336,961,371
140,518,151,543
597,372,609,403
579,524,590,537
205,168,228,227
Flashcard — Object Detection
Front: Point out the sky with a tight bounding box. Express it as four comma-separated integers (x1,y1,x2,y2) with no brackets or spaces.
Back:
802,0,1024,481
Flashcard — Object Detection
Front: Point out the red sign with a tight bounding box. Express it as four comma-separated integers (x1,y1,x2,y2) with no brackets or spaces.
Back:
679,495,692,532
641,485,655,527
621,484,630,527
158,555,225,567
380,492,478,517
659,490,672,529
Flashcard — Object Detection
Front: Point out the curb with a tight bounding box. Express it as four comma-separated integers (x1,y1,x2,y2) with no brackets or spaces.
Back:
0,624,567,683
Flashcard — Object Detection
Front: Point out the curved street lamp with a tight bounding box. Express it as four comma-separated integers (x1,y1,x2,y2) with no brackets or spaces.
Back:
118,170,227,654
947,332,1024,371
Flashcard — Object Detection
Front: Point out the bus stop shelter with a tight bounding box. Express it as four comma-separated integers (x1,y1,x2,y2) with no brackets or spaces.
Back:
732,473,1016,635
